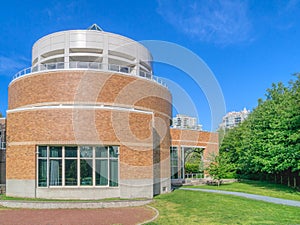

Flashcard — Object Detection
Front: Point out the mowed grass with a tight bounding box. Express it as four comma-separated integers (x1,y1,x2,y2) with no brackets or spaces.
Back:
187,180,300,201
148,189,300,225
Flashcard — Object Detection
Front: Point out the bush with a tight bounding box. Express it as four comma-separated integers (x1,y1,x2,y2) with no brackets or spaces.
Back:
185,163,201,174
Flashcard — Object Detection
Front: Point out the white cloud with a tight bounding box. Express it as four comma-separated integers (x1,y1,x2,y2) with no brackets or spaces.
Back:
43,1,81,24
0,55,27,76
157,0,253,45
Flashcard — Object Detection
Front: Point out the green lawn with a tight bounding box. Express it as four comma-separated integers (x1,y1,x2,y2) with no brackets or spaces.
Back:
148,189,300,225
185,180,300,201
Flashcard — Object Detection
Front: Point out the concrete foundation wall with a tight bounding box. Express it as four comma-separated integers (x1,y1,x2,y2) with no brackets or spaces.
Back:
36,187,120,200
6,179,35,198
120,179,153,199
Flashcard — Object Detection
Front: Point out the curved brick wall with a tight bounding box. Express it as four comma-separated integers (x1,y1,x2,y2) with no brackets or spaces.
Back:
8,71,171,116
7,70,172,199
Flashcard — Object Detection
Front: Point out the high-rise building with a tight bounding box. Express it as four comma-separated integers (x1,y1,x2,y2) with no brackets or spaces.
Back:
172,114,202,130
219,108,250,130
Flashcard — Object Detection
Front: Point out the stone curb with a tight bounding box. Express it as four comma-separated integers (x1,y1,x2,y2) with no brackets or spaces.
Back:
0,199,152,209
139,205,160,225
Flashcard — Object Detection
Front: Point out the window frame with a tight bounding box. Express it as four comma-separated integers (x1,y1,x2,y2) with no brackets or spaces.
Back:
37,145,119,188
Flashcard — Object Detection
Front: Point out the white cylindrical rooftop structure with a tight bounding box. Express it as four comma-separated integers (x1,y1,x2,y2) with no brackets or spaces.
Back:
32,24,153,75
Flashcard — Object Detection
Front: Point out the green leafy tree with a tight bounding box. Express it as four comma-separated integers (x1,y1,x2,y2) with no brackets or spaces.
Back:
219,74,300,187
207,154,231,186
184,147,204,174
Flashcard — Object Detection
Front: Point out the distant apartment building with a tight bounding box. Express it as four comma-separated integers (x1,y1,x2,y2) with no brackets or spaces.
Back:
219,108,250,130
172,114,202,130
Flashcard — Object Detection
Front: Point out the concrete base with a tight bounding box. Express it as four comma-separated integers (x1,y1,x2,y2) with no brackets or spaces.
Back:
6,178,159,199
36,187,120,200
160,177,171,194
6,179,36,198
120,179,153,199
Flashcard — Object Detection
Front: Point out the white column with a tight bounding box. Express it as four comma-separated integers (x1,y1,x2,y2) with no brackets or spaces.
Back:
102,34,109,70
64,32,70,69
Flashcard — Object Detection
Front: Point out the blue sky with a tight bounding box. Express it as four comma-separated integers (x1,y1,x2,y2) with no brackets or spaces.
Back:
1,0,299,131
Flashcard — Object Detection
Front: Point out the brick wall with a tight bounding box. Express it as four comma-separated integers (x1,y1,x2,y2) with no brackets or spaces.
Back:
7,71,172,183
170,128,219,163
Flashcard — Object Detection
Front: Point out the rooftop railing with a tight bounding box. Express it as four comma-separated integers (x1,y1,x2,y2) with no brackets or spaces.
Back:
12,62,167,88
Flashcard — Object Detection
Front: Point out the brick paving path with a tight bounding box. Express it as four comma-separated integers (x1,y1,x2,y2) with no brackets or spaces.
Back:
0,206,156,225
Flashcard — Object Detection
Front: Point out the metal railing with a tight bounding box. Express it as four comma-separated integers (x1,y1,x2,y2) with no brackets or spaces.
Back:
12,62,167,88
185,173,204,179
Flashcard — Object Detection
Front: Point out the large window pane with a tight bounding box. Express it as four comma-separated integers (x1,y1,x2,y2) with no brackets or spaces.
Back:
38,159,47,187
49,159,62,186
38,146,47,157
170,146,178,179
80,146,93,158
50,146,62,157
109,146,118,158
80,159,93,185
95,146,107,158
171,167,179,179
109,159,118,187
95,159,108,186
65,159,77,186
65,146,77,157
37,145,120,188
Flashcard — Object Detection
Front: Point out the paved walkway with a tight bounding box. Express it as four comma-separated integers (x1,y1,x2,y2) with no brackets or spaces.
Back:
0,206,157,225
180,187,300,207
0,199,152,209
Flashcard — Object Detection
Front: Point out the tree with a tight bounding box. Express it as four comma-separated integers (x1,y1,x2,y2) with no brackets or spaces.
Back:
219,74,300,187
184,147,204,174
206,154,231,186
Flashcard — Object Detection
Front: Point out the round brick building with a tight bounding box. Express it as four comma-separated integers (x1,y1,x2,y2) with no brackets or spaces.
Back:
6,25,172,199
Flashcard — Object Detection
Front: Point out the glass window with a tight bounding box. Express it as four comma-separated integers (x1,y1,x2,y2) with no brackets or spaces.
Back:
109,159,118,187
170,146,179,179
96,159,108,186
80,146,93,158
65,146,77,157
80,159,93,186
38,159,47,187
49,159,62,186
109,146,118,158
96,146,108,158
38,146,47,157
50,146,62,157
65,146,77,186
65,159,77,186
37,145,119,188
